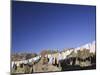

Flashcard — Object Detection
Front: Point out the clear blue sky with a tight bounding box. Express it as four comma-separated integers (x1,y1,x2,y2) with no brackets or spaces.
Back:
12,1,96,53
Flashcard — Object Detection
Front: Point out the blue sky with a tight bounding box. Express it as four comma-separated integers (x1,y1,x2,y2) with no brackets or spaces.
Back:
12,1,96,53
